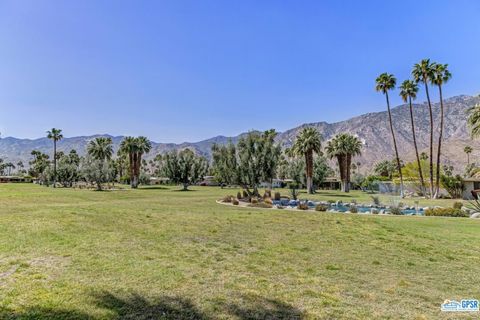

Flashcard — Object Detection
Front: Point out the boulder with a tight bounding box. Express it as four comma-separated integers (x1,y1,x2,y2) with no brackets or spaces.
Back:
470,212,480,219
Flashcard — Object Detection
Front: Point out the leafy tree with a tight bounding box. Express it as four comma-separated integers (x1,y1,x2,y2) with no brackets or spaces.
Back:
373,159,396,179
440,173,464,199
261,129,282,187
159,149,208,190
56,150,81,187
412,59,435,197
211,141,237,187
312,156,333,190
119,136,152,188
292,127,322,194
46,128,63,187
81,155,115,191
464,145,473,165
399,79,426,196
431,63,452,198
28,150,50,181
376,73,404,197
325,133,362,192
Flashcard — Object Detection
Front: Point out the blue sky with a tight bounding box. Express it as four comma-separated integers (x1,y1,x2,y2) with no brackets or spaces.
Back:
1,0,479,142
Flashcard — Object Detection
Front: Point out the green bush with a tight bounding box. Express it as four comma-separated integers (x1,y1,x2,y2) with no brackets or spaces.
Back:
452,201,463,209
350,206,358,213
425,207,468,217
242,190,248,198
250,198,259,204
390,206,402,215
232,198,239,205
370,196,381,206
315,204,329,212
248,202,272,208
237,191,242,200
274,192,281,201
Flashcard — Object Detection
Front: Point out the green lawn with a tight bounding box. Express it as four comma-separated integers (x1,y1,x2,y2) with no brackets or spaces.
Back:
0,184,479,319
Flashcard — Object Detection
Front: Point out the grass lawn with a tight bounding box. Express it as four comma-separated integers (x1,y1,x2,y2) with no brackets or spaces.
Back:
0,184,479,319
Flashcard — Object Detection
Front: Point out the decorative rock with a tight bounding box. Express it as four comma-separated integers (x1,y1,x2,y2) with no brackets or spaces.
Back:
470,212,480,219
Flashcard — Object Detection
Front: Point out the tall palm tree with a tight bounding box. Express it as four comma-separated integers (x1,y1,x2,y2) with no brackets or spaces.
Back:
412,59,435,197
431,63,452,198
119,136,152,188
46,128,63,188
464,145,473,165
325,133,362,192
375,73,404,197
87,137,114,162
292,127,322,194
399,80,426,196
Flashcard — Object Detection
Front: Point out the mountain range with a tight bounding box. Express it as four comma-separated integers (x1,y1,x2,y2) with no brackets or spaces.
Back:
1,94,479,173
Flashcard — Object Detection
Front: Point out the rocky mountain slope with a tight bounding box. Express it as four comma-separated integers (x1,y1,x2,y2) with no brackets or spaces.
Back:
1,94,479,172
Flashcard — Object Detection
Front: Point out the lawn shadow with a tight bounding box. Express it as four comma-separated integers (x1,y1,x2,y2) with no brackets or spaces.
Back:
0,306,93,319
92,291,208,320
224,294,304,320
138,186,170,190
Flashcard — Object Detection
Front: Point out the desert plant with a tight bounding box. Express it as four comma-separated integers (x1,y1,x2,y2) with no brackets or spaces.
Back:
370,196,381,206
425,207,468,217
264,198,273,205
237,191,242,200
250,198,259,204
350,205,358,213
315,204,329,212
232,198,239,205
288,182,299,200
297,202,309,210
466,198,480,213
390,206,403,215
452,201,463,210
371,208,379,214
222,195,233,203
274,192,281,201
263,189,271,199
243,190,248,198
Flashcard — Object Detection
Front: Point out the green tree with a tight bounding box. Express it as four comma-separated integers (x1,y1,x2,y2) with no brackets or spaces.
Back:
464,145,473,165
46,128,63,187
313,156,333,190
431,63,452,198
376,73,404,197
28,150,50,182
399,79,426,196
159,149,208,190
292,127,322,194
86,137,114,190
326,133,362,192
373,159,396,179
412,59,435,197
211,141,237,187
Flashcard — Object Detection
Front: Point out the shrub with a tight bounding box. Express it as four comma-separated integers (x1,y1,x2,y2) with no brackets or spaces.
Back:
274,192,281,201
264,198,273,205
390,206,402,215
248,202,273,208
263,190,271,199
371,208,379,214
370,196,381,206
250,198,258,204
232,198,239,205
297,202,309,210
425,207,468,217
315,204,328,212
237,191,242,200
242,190,248,198
327,200,335,204
440,174,465,199
452,201,463,209
350,206,358,213
222,195,233,203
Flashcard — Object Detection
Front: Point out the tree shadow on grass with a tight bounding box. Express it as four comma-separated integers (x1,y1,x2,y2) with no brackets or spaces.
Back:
92,291,208,320
0,292,303,320
137,186,170,190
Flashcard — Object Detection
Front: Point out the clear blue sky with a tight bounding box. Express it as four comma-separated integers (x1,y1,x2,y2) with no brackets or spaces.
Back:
1,0,479,142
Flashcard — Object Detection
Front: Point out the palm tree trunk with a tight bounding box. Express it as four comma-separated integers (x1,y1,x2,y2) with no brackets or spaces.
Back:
345,154,352,193
53,140,57,188
337,155,346,192
305,151,314,194
385,92,404,198
409,97,426,197
424,80,434,198
467,154,470,165
434,84,444,198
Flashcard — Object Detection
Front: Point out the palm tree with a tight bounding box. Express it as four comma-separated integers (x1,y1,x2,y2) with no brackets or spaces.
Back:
431,63,452,198
464,146,473,165
399,80,426,196
412,59,435,197
375,73,404,197
87,137,114,162
119,136,152,188
46,128,63,187
292,127,322,194
325,133,362,192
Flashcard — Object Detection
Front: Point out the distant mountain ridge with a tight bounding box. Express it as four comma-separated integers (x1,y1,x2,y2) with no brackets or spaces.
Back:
1,94,479,172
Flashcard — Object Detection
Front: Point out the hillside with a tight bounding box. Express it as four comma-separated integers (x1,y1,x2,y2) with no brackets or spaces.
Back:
1,94,479,172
